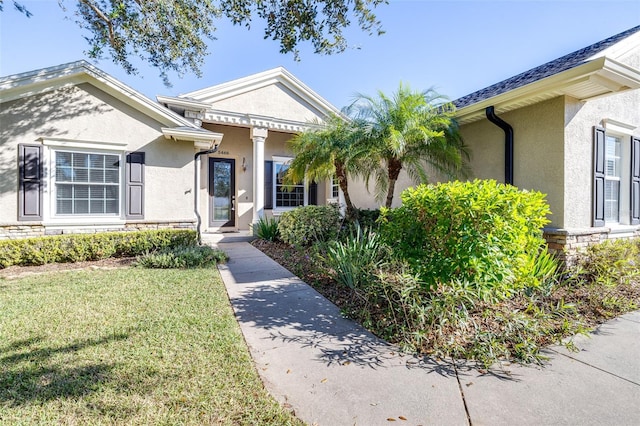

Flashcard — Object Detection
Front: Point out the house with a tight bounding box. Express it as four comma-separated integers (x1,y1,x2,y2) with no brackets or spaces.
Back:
2,25,640,258
0,62,340,239
449,25,640,259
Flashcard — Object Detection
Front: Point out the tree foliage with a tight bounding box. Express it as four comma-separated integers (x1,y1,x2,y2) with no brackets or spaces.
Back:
350,83,470,208
2,0,386,85
283,113,368,218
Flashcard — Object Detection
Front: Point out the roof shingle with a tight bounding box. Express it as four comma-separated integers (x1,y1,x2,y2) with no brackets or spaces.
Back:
453,25,640,109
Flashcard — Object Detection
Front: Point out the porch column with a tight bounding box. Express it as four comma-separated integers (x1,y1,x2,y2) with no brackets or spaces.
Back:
251,127,268,223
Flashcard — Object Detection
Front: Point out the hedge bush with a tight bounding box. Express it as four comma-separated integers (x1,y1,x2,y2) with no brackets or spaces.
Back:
277,205,341,246
379,180,552,294
0,229,197,268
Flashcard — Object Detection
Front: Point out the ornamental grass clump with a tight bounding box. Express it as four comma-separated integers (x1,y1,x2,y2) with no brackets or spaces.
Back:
379,180,552,296
136,245,228,269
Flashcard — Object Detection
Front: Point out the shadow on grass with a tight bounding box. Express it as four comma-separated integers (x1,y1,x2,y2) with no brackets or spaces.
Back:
0,333,129,406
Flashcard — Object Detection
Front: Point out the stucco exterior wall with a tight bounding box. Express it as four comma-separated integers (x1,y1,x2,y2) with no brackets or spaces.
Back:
0,83,197,235
564,89,640,228
210,84,325,123
460,97,566,227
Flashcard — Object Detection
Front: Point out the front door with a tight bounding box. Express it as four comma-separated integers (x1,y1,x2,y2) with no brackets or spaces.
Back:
209,158,235,228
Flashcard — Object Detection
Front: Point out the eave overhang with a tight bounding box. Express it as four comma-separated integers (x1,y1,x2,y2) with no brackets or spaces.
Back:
156,95,210,113
162,126,224,149
455,57,640,125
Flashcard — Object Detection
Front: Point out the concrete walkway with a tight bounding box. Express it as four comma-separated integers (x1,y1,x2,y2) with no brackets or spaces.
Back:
205,235,640,426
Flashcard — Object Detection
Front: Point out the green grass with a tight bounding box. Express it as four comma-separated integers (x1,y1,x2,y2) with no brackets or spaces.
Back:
0,268,300,425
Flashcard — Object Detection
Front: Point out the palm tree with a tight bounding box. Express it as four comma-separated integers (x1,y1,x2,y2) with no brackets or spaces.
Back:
351,83,469,208
283,113,367,218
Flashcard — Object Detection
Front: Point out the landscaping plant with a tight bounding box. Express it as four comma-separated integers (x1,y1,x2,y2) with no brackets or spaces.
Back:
278,204,341,246
324,223,387,289
135,245,228,268
0,229,197,268
378,180,552,295
254,216,281,241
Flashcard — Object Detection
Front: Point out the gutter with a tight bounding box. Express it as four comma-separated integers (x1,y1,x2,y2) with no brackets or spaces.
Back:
485,106,514,185
194,147,219,244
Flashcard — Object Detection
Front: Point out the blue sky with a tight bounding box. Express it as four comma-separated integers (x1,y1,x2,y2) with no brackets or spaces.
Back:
1,0,639,108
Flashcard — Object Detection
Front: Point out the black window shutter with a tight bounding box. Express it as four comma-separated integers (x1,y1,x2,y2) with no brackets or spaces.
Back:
593,126,606,227
264,160,273,209
126,152,145,219
18,144,43,221
631,136,640,225
309,181,318,205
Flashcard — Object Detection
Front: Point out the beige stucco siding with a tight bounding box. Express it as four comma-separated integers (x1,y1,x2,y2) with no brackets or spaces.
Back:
460,97,565,227
564,89,640,228
0,83,197,226
210,84,326,123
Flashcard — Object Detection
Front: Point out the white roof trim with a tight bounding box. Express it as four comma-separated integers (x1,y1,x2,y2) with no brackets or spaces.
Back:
0,60,198,129
203,109,321,133
162,127,224,146
181,67,342,118
156,95,210,112
456,57,640,125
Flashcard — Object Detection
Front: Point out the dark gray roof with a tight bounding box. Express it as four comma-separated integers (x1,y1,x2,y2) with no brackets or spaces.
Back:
453,25,640,109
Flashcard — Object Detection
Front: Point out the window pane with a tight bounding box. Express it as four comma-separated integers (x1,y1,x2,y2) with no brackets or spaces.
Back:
74,168,89,182
90,200,105,214
57,199,72,214
105,186,118,199
105,155,119,169
74,186,89,199
74,200,89,214
89,154,104,168
105,169,119,184
89,169,104,183
105,199,119,214
57,185,72,199
54,151,120,216
605,180,620,223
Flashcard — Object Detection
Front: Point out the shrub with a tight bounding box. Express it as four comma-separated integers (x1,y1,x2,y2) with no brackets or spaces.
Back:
324,224,387,289
340,208,381,237
136,245,228,268
277,205,341,246
379,180,551,294
0,229,197,268
576,239,640,286
254,216,280,241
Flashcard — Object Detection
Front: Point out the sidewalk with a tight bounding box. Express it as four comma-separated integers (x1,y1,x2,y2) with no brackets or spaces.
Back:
206,235,640,426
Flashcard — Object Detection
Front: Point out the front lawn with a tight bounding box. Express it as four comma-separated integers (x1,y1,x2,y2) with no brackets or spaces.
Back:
0,267,300,425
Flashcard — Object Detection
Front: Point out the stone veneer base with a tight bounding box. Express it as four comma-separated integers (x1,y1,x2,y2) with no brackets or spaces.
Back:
0,221,196,240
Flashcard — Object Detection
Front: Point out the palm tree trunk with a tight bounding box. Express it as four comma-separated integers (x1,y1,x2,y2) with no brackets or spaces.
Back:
335,163,356,218
385,158,402,208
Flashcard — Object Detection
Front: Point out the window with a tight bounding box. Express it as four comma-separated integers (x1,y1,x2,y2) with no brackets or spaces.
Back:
594,125,640,227
604,135,622,223
331,176,340,199
54,151,120,216
274,162,305,208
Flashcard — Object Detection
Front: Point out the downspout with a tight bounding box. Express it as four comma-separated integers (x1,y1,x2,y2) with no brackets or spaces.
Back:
485,106,514,186
194,146,219,244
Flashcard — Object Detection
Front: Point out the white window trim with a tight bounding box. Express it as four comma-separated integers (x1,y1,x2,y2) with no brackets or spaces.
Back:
603,119,637,136
272,156,307,212
43,143,127,226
